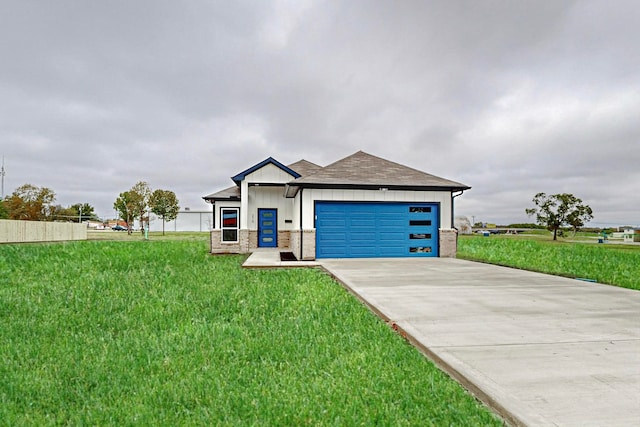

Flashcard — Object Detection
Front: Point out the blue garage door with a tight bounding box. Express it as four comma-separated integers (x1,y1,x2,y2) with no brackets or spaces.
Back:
315,202,439,258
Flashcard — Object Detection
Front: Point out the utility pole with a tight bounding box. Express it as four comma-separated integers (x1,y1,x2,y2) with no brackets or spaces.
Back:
1,155,5,199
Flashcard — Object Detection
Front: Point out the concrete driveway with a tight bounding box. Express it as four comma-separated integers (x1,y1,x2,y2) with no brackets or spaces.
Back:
320,258,640,427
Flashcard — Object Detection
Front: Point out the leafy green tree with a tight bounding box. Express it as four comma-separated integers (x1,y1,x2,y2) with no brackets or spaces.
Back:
4,184,56,221
114,191,136,234
50,205,75,222
149,189,179,235
566,204,594,235
131,181,151,234
0,200,8,219
525,193,594,240
70,203,97,223
114,181,150,234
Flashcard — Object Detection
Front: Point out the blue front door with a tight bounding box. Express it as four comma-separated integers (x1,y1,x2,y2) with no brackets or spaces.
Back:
258,209,277,247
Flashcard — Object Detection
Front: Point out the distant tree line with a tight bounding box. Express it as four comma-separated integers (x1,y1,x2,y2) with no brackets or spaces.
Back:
113,181,179,235
0,182,180,236
0,184,96,222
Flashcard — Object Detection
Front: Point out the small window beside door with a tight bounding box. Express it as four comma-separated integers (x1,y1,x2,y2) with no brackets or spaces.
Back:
221,208,239,242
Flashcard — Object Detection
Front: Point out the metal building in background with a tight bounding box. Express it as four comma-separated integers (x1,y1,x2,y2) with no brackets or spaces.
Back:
146,210,213,232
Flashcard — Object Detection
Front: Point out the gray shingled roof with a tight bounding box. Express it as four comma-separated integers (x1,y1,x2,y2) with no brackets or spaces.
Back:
203,185,240,201
287,159,323,177
289,151,470,190
204,151,469,201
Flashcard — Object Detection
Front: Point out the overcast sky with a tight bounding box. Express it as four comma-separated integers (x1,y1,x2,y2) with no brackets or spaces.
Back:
1,0,638,226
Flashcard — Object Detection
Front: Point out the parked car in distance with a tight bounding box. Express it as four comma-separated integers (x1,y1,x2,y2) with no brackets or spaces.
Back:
112,225,127,231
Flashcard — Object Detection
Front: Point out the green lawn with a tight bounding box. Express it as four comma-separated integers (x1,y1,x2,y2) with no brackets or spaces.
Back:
0,238,501,426
458,234,640,291
87,230,210,241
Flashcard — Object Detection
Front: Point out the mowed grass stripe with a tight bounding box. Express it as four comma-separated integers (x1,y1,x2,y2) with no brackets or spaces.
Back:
458,235,640,291
0,240,501,426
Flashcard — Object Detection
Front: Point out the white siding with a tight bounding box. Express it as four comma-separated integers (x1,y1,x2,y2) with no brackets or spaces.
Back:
292,192,302,227
239,163,298,229
298,188,453,229
247,186,295,230
244,163,296,184
240,180,249,229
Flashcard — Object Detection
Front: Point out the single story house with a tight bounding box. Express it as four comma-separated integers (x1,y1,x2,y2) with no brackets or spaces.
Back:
203,151,470,259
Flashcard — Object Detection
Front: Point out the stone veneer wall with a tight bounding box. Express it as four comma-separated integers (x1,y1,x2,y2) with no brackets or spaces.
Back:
290,229,316,260
438,228,458,258
290,230,300,259
247,230,291,251
210,230,292,254
210,230,250,254
277,231,291,251
211,228,446,259
248,230,257,250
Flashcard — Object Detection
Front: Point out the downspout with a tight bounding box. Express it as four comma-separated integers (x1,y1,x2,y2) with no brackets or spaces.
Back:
451,190,464,254
451,190,464,229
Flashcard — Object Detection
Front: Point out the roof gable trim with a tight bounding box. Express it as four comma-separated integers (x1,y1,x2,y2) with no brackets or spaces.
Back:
231,157,301,183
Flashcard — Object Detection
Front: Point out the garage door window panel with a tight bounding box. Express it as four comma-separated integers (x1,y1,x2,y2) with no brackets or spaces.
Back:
410,207,432,213
410,233,432,239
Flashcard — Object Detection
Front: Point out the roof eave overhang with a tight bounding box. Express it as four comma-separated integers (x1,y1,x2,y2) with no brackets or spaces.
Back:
289,183,471,192
202,196,241,203
247,183,286,187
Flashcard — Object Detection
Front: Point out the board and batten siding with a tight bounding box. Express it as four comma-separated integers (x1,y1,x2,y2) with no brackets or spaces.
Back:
246,186,295,230
296,188,453,230
243,163,296,184
240,163,297,229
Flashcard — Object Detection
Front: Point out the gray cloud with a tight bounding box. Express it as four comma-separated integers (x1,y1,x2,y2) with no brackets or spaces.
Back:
1,0,638,226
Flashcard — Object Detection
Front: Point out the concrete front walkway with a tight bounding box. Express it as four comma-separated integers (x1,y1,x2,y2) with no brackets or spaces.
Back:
320,258,640,427
242,249,321,268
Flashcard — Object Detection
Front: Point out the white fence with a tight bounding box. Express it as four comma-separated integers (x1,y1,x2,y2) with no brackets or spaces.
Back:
0,219,87,243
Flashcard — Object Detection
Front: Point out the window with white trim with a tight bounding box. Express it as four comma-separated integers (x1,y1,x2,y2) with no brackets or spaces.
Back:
221,208,239,242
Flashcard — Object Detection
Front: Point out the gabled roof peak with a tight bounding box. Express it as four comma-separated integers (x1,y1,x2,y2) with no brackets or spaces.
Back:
231,157,301,184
